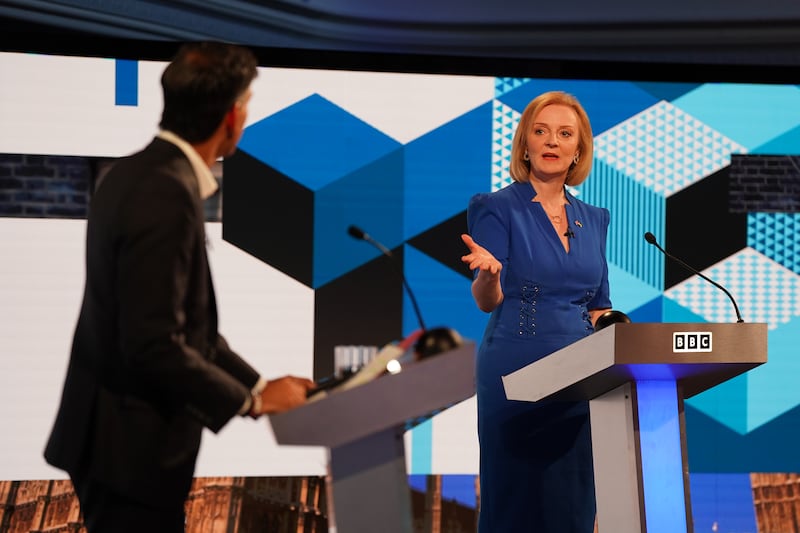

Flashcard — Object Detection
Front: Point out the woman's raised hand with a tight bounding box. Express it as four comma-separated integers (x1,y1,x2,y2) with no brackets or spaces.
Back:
461,234,502,275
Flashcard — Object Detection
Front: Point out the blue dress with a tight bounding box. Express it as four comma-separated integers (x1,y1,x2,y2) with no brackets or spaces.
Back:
467,181,611,532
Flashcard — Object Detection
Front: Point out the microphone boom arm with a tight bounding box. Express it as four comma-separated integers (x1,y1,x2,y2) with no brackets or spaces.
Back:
347,224,464,359
348,225,427,330
644,232,744,323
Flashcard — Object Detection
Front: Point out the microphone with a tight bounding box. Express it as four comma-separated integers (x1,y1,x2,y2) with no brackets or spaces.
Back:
594,309,631,331
347,224,462,358
348,225,427,330
347,225,395,260
644,232,744,323
564,228,575,239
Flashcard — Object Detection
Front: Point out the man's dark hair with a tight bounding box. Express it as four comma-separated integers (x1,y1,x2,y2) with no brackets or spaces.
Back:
159,41,258,143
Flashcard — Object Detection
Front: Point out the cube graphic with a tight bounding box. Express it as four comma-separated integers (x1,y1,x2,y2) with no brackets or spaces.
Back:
223,93,403,288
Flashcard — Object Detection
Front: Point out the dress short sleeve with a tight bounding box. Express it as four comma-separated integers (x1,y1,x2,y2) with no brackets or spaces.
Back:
466,192,510,275
588,206,612,311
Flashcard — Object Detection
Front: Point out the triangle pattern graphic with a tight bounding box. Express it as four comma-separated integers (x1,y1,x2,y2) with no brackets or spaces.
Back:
594,100,748,197
748,212,800,275
744,315,800,431
494,77,532,98
491,99,520,192
665,247,800,329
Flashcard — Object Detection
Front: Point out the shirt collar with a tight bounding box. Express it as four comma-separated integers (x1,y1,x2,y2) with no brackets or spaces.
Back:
156,130,219,200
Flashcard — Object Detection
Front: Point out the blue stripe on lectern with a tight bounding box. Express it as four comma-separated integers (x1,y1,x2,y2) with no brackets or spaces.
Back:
410,420,433,473
637,380,688,533
115,59,138,106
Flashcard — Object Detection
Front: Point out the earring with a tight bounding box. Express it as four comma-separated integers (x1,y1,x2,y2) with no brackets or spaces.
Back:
523,149,530,161
573,153,580,164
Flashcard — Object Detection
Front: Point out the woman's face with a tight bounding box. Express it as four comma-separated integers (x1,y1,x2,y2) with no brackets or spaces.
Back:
525,104,581,182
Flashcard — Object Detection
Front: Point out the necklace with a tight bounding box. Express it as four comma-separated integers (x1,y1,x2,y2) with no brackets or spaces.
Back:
529,184,567,226
542,204,565,225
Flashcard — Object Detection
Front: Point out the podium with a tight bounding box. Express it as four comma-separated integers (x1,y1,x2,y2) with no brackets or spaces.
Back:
502,322,767,533
269,341,476,533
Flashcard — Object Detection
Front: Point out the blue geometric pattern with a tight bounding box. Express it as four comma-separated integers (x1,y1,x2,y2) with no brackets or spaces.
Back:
673,84,800,151
239,93,401,191
114,59,137,106
745,316,800,431
605,264,662,319
498,79,659,136
490,99,519,192
665,248,800,329
404,102,493,240
236,93,406,288
11,49,800,525
752,124,800,155
748,213,800,275
594,101,747,196
579,159,665,290
686,314,800,436
224,72,800,478
494,77,531,98
313,150,404,287
689,474,757,531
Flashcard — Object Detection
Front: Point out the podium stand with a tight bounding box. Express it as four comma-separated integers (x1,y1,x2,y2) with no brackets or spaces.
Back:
269,341,476,533
502,323,767,533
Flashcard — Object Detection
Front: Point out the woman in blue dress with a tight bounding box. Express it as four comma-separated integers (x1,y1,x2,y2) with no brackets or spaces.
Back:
461,91,611,532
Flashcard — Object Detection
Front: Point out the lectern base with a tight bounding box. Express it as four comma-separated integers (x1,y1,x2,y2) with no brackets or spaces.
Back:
502,323,767,533
590,381,692,533
328,426,412,533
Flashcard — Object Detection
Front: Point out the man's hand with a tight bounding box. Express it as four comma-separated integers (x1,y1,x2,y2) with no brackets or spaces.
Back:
252,376,316,416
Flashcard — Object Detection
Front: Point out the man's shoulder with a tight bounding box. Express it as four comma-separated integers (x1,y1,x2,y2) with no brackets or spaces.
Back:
129,137,186,165
102,139,191,185
90,148,196,227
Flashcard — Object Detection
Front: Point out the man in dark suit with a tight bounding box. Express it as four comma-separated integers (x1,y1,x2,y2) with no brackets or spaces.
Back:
44,41,315,532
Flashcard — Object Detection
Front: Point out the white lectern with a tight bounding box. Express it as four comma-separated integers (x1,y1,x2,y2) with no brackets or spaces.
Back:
503,322,767,533
269,341,476,533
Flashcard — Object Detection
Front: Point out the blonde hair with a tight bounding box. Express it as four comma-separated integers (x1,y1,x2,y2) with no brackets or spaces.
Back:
509,91,593,186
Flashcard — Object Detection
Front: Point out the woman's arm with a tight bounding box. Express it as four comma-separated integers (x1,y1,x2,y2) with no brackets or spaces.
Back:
461,234,503,312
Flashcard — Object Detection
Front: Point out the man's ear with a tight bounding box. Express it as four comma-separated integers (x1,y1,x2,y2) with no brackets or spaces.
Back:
222,107,237,138
225,106,238,129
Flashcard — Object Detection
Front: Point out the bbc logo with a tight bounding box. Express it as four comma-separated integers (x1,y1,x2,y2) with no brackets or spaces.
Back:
673,332,712,352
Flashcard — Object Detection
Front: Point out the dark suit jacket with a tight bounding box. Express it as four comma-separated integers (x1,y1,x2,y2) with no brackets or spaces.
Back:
45,138,260,508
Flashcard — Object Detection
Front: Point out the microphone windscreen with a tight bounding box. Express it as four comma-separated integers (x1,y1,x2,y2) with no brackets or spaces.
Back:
594,310,631,331
348,225,366,240
644,232,657,245
414,327,463,359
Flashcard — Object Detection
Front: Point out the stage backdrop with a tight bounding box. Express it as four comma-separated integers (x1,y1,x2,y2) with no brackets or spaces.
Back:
1,50,799,531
